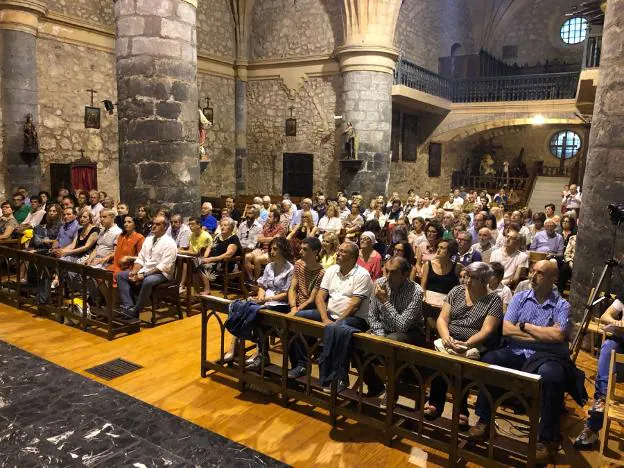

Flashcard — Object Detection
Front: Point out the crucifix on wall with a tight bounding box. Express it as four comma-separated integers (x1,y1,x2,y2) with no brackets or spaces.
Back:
84,88,101,129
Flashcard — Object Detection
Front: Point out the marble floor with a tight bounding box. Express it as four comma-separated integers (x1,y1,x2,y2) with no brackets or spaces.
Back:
0,340,288,467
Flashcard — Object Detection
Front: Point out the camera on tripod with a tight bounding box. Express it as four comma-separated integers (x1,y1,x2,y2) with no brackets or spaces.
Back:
608,203,624,225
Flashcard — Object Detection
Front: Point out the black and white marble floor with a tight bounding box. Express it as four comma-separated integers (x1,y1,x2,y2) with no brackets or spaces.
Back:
0,340,288,467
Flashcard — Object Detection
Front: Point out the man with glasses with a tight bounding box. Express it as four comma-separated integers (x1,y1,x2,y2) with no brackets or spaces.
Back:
117,215,177,318
489,224,528,289
12,193,31,224
455,231,482,267
238,206,262,253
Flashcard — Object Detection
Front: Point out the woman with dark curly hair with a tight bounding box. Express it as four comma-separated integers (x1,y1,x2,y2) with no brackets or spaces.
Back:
415,220,444,278
421,239,462,295
558,214,577,250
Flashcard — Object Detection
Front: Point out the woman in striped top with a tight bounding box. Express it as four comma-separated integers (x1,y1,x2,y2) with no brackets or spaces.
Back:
288,237,325,313
424,262,503,426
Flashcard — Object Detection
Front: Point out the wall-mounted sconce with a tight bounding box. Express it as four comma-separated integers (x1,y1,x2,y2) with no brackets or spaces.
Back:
102,100,116,115
285,105,296,137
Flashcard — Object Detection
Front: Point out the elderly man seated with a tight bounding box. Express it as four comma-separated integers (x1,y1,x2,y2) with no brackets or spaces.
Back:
167,214,191,251
489,224,529,289
469,260,587,464
455,230,482,266
529,219,563,257
291,198,319,228
472,227,494,263
117,215,177,318
288,242,373,394
574,288,624,448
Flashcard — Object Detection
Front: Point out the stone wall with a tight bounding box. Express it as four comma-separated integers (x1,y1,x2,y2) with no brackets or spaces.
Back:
42,0,114,26
490,0,584,67
246,76,342,195
36,38,119,199
250,0,342,59
198,73,236,196
395,0,475,71
196,0,235,59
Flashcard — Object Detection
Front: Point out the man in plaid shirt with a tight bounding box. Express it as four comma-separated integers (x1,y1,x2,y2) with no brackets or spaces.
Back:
365,256,426,399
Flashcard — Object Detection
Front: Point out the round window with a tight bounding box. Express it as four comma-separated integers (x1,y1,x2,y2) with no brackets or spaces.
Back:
560,17,588,44
550,130,581,159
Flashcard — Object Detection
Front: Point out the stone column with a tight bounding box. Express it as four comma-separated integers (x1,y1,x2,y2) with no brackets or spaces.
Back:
230,0,253,195
569,0,624,320
335,0,401,201
0,0,47,197
114,0,199,216
234,73,247,194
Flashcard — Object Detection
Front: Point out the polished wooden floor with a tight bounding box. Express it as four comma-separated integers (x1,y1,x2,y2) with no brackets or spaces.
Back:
0,303,619,467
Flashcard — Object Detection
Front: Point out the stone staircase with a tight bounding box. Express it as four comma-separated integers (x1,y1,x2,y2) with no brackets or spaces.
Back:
527,176,570,213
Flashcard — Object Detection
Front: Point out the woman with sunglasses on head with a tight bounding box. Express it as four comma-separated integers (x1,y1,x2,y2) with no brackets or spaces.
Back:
108,215,145,285
415,220,444,278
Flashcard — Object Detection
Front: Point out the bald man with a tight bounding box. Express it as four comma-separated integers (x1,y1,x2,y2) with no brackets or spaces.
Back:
469,261,586,464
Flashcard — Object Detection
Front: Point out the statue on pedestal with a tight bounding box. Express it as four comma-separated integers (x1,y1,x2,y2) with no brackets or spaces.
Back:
480,153,496,176
343,122,358,159
23,113,38,154
198,107,211,159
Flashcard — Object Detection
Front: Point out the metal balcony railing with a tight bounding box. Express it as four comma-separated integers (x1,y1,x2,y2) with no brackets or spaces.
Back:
395,59,580,103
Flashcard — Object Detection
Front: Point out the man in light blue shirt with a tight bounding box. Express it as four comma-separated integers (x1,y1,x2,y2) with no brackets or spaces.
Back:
530,219,564,256
290,198,319,227
469,260,575,463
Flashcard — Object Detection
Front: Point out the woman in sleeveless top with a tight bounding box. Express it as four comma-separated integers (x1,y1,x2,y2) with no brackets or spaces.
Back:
421,239,463,295
57,208,100,264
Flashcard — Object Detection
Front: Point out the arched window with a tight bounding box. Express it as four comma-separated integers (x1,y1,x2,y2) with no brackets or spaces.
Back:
560,17,588,44
451,43,462,57
549,130,581,159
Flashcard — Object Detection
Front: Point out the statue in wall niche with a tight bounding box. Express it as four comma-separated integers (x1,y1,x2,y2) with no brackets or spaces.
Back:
343,122,358,160
480,153,496,176
198,107,211,159
23,113,39,154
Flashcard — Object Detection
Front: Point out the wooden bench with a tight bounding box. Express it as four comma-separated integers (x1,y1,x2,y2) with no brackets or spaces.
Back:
200,295,542,467
0,246,139,340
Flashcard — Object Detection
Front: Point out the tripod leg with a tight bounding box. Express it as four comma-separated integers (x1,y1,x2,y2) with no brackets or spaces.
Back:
571,264,613,362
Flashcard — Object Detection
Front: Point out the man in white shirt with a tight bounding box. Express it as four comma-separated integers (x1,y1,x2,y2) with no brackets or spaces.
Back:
288,242,373,388
561,184,581,212
15,195,46,233
117,215,177,318
238,206,263,252
88,190,104,226
167,214,191,251
489,224,529,289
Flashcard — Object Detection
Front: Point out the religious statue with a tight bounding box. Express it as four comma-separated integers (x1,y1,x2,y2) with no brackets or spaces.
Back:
480,153,496,176
198,107,211,158
23,113,38,154
343,122,358,159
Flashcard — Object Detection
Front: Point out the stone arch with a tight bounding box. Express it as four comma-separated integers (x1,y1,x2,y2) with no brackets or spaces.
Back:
451,42,462,56
430,115,583,143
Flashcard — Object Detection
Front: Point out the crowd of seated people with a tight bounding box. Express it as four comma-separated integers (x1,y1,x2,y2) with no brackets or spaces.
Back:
2,181,606,462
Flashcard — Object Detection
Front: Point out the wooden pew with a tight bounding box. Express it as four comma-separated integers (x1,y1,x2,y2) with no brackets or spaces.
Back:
199,296,542,467
0,246,140,340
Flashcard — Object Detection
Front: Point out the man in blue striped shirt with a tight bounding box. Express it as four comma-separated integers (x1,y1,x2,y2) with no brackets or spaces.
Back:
468,260,573,464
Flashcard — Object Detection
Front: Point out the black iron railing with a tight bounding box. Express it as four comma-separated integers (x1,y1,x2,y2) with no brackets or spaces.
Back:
584,35,601,68
394,60,453,100
395,59,580,103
